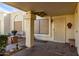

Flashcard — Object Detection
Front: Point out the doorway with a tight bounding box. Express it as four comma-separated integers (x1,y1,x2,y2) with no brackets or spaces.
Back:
54,16,66,43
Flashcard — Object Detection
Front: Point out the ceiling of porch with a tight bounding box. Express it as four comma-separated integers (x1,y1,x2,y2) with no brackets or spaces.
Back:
5,2,77,16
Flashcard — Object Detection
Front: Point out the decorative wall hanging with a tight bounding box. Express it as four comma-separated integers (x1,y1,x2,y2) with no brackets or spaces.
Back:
67,22,72,29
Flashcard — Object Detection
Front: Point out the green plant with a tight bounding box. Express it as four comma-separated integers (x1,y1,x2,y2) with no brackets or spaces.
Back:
11,30,17,36
0,35,8,52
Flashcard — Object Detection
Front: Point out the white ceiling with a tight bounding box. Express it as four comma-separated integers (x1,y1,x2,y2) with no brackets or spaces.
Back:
5,2,77,16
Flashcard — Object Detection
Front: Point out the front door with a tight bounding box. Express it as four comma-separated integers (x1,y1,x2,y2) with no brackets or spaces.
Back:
54,16,65,43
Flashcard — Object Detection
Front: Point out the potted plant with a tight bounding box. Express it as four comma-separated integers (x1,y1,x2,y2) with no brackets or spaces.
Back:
11,30,17,36
11,30,18,44
0,35,8,56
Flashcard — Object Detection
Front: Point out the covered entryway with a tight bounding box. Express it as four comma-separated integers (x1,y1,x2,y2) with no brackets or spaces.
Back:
5,2,76,44
1,2,78,56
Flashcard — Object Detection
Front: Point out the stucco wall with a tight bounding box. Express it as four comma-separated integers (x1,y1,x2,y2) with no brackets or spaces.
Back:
65,15,74,43
0,14,5,34
0,13,11,35
74,6,78,47
35,15,74,42
4,14,10,35
74,3,79,55
0,11,26,35
10,11,26,32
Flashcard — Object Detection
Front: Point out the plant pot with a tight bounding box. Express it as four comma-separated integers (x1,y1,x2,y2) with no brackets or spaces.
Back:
0,50,5,56
69,39,75,47
11,36,18,44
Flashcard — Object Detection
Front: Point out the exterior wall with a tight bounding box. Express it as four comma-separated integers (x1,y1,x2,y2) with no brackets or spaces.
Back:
0,13,10,35
10,12,26,32
74,3,79,55
74,6,78,47
65,15,74,43
35,15,74,42
4,14,10,35
0,11,26,35
0,14,5,34
0,12,26,35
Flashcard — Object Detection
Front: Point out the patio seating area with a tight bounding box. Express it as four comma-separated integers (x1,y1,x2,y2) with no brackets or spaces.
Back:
0,31,26,56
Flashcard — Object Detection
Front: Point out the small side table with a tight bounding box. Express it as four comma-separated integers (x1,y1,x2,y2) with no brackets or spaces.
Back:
69,39,75,48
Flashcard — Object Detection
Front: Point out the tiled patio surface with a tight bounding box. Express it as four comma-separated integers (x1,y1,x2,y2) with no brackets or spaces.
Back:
11,40,78,56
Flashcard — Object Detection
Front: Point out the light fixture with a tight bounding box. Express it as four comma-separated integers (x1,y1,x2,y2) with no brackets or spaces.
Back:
32,11,47,17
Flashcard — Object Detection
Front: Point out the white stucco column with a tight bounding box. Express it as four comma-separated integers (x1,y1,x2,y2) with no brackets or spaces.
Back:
48,16,54,41
49,16,52,37
25,11,36,48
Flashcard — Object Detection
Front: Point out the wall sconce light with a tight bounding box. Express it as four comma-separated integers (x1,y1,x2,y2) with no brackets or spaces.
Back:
51,19,53,23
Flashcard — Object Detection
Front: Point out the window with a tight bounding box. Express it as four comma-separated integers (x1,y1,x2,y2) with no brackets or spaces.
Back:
34,19,49,34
